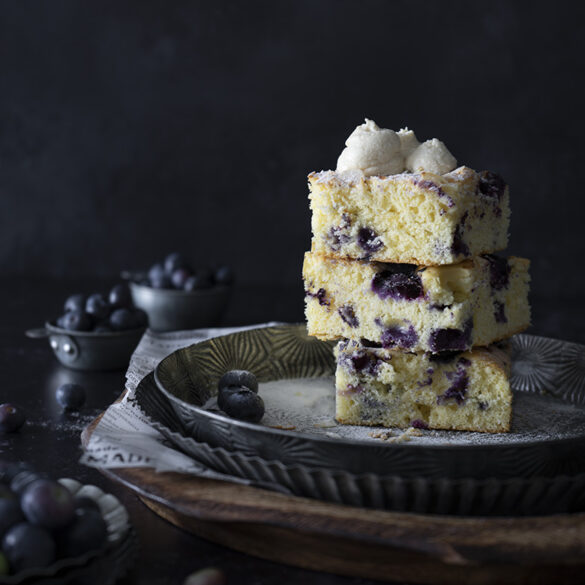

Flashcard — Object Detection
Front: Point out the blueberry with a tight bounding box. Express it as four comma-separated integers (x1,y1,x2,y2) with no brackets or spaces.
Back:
171,267,192,289
213,266,234,286
184,273,212,291
371,265,423,301
357,227,383,255
64,294,86,313
57,507,107,558
0,404,26,434
85,293,111,321
0,499,24,540
10,470,48,496
20,479,76,530
220,387,265,423
149,272,172,289
338,304,359,328
218,370,258,394
56,314,67,328
164,252,189,275
109,308,136,331
148,263,166,282
61,310,93,332
3,522,56,571
55,383,86,411
94,323,112,333
108,283,132,309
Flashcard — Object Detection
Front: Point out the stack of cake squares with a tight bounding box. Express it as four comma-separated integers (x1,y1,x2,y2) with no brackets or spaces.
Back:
303,122,530,433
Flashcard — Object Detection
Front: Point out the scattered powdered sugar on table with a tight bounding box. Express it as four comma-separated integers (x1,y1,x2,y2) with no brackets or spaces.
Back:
251,377,585,446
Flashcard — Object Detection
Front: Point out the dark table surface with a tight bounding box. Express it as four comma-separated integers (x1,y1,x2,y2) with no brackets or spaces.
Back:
2,277,584,585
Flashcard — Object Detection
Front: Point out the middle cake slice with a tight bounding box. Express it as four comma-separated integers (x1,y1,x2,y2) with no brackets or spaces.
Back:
303,251,530,353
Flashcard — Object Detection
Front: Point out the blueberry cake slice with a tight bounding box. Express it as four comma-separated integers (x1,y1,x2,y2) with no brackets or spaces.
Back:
303,251,530,353
335,340,512,432
309,166,509,266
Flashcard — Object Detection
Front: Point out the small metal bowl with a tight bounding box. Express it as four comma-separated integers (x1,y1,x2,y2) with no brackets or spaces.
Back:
129,282,231,332
26,321,146,371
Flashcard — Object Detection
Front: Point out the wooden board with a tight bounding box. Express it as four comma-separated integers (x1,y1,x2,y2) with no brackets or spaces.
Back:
82,407,585,585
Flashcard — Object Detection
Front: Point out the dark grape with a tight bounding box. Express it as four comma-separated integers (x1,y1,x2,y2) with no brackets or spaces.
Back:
0,404,26,434
57,507,107,558
2,522,56,572
0,499,24,540
20,479,75,530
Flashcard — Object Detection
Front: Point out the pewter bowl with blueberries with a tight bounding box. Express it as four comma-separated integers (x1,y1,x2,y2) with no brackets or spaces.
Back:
26,283,147,371
124,252,233,332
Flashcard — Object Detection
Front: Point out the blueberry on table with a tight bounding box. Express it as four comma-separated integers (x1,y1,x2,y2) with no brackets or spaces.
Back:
64,293,86,313
2,522,56,572
57,507,107,558
220,387,265,423
20,479,76,530
85,293,111,321
218,370,258,394
108,283,132,309
164,252,189,275
56,383,86,411
0,404,26,434
213,265,234,286
61,310,93,332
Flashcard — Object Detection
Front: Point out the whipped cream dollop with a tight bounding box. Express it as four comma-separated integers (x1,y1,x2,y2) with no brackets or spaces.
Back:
336,119,457,176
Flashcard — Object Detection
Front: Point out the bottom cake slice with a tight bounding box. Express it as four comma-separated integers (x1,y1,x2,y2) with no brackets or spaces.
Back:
335,340,512,433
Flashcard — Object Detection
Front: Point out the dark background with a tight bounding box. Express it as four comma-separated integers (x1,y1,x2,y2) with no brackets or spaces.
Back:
1,0,584,314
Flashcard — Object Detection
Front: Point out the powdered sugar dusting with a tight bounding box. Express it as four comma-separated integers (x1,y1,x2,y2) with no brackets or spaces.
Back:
242,377,585,446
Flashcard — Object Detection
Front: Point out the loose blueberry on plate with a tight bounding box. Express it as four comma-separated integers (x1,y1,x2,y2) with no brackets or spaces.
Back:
218,370,258,394
0,404,26,434
64,294,86,314
220,387,265,423
56,383,86,411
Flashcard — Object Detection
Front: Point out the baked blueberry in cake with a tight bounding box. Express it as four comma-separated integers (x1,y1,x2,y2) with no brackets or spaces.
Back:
335,340,512,432
303,252,530,352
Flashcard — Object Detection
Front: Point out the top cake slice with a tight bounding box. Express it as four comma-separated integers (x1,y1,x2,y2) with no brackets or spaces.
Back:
309,165,509,266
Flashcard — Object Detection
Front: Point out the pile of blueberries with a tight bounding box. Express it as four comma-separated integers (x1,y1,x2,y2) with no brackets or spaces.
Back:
0,461,108,575
140,252,233,291
56,283,148,332
217,370,264,423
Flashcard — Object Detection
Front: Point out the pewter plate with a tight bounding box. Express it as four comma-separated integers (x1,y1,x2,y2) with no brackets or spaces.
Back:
153,324,585,480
